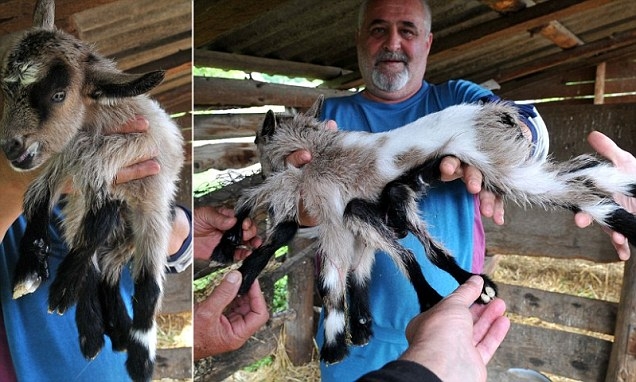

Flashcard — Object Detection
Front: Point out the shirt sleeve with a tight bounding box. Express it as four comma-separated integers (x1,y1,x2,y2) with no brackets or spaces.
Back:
356,360,443,382
478,94,550,161
165,204,192,273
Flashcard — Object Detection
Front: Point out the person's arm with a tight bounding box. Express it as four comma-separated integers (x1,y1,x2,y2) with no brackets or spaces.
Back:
574,130,636,260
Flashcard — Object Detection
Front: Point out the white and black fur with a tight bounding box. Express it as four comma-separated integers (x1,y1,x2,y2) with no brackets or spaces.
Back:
0,9,184,382
212,96,636,364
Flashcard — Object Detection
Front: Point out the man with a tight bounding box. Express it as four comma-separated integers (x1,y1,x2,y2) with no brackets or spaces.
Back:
0,116,192,381
286,0,551,379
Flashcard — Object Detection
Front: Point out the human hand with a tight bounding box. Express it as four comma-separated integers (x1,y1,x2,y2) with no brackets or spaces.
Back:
193,270,270,360
401,276,510,382
111,116,161,184
574,131,636,260
193,206,261,261
285,120,338,227
440,156,505,225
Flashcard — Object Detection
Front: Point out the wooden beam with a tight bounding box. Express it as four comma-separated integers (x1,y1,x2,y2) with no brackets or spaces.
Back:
194,142,258,172
606,256,636,381
193,0,289,48
595,62,607,104
480,0,528,14
533,20,584,49
429,0,612,64
194,77,352,108
194,113,264,141
194,49,352,81
489,27,636,85
71,0,191,57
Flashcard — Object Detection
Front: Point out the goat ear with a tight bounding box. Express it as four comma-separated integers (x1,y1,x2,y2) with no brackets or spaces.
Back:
89,70,165,99
306,95,324,119
33,0,55,30
261,110,277,138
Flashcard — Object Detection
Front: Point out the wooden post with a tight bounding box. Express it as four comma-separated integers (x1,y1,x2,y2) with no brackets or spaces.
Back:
595,62,606,105
284,237,316,365
606,256,636,381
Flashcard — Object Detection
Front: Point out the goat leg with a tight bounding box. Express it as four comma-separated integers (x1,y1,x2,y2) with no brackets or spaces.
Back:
237,220,298,295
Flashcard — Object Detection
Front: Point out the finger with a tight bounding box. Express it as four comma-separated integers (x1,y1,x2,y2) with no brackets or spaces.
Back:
447,275,484,307
463,165,483,194
325,120,338,130
201,271,242,312
245,280,269,320
610,230,630,260
472,298,506,342
574,211,593,228
479,191,496,219
476,315,511,364
116,115,150,134
114,159,160,184
194,206,236,235
440,156,462,181
587,131,622,165
492,196,505,225
286,150,312,168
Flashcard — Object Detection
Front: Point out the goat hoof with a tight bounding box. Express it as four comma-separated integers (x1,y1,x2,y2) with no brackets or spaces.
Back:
80,334,104,360
320,342,349,365
477,274,498,304
12,274,42,299
126,339,154,382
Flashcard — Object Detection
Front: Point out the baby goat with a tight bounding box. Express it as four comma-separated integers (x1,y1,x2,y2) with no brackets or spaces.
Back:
0,24,184,382
212,97,636,364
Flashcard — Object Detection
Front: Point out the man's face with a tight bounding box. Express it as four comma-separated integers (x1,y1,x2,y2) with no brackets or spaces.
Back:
357,0,433,102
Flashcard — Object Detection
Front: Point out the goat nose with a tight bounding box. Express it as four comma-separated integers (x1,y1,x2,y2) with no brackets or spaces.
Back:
1,137,25,160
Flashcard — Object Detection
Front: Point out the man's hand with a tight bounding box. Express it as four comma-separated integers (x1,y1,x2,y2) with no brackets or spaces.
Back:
439,156,505,225
285,120,338,227
574,131,636,260
194,270,270,360
111,116,161,184
194,206,261,261
401,276,510,382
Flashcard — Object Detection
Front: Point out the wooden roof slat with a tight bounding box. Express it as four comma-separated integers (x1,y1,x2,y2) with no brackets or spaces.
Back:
193,0,290,48
429,0,613,64
71,0,191,57
534,20,585,49
194,50,352,81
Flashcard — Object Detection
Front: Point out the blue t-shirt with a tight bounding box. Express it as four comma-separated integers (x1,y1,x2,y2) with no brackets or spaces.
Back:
0,208,133,381
317,80,542,381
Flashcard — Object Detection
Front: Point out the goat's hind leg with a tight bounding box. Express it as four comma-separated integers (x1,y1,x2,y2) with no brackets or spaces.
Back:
237,221,298,295
382,172,496,305
345,198,443,316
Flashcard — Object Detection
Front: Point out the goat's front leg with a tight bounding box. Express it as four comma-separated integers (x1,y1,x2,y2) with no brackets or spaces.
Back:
13,182,53,298
237,220,297,295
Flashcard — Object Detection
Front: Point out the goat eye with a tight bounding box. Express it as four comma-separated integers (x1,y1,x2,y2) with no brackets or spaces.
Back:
51,90,66,103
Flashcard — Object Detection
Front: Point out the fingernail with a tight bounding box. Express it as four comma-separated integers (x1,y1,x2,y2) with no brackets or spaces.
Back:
226,271,240,284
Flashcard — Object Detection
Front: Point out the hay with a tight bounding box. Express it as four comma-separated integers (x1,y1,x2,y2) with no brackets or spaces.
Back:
222,329,320,382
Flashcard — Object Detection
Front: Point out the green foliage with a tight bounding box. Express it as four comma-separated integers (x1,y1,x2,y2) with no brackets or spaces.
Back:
243,355,274,372
272,275,288,313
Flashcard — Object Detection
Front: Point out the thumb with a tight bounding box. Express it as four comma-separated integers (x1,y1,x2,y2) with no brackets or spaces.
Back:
448,275,484,306
209,271,242,307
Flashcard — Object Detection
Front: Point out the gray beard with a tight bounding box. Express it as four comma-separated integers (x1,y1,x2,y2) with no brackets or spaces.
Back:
371,67,410,92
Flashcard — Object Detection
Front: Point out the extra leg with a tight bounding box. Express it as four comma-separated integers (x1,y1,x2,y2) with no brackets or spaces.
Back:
237,221,298,295
211,205,251,264
346,243,374,346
